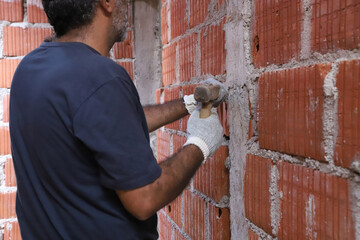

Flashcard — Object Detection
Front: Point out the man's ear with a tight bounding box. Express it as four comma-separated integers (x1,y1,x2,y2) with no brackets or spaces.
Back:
99,0,115,14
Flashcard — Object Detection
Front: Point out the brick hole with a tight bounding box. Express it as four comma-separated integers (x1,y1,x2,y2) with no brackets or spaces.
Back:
168,205,172,212
254,36,259,52
217,208,222,218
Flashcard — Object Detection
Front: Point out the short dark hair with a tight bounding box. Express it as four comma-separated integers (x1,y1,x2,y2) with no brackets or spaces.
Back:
42,0,100,37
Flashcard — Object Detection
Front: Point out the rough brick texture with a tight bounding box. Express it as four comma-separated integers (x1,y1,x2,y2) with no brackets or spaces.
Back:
0,0,23,22
258,64,331,161
201,19,226,75
335,59,360,169
278,161,355,240
311,0,360,53
248,229,259,240
170,0,187,40
4,221,21,240
193,146,229,202
244,155,273,236
5,158,16,187
164,87,181,130
209,204,230,240
165,194,182,228
161,3,169,45
179,33,197,82
0,127,11,155
189,0,210,28
184,191,206,240
113,31,134,59
27,0,47,23
158,211,172,240
252,0,302,67
157,130,171,163
0,192,16,219
3,27,52,56
0,59,21,88
162,43,177,86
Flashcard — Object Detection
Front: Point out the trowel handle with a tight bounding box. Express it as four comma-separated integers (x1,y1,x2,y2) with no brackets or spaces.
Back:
194,85,221,119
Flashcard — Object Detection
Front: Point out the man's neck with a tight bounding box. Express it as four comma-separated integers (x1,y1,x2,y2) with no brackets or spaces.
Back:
56,25,114,57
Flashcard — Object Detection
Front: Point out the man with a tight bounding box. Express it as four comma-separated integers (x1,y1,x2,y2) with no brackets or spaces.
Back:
9,0,225,239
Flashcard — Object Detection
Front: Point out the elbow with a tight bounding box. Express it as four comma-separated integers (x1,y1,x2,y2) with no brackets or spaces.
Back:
127,203,156,221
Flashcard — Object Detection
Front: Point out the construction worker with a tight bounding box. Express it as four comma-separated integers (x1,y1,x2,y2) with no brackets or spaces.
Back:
9,0,226,239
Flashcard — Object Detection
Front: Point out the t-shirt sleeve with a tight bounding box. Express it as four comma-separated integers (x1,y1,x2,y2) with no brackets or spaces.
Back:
73,77,161,190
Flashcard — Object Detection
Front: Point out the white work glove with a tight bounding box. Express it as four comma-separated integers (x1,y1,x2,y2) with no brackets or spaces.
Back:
203,78,228,107
184,107,224,161
183,94,197,114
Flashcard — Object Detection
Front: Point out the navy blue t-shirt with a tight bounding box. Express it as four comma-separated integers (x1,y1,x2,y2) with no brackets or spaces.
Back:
9,41,162,240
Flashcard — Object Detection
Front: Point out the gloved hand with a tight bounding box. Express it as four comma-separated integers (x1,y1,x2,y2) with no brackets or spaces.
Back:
203,78,227,107
184,107,224,161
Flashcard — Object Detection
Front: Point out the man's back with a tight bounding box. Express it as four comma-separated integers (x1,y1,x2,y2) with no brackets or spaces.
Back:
10,41,161,240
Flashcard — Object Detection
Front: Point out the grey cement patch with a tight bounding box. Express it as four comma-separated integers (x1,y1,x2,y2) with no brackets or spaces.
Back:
300,0,312,60
133,0,162,105
322,62,339,166
270,165,280,236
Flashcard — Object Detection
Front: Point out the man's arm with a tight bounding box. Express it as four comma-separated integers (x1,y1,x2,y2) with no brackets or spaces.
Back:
116,144,203,220
143,99,188,132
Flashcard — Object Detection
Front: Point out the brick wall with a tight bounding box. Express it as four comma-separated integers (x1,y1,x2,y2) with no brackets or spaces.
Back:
244,0,360,239
157,0,360,239
0,0,134,239
157,0,231,239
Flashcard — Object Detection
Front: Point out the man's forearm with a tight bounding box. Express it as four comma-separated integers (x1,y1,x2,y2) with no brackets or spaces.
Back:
116,144,203,220
143,99,189,132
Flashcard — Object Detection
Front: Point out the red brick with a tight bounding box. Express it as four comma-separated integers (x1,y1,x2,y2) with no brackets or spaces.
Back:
161,3,169,45
311,0,360,54
209,204,230,240
0,0,23,22
158,211,172,240
27,0,48,23
162,43,177,86
113,31,133,59
189,0,210,28
278,161,355,240
0,127,11,155
3,94,10,123
0,59,21,88
201,19,226,75
172,134,186,153
194,146,229,202
4,221,21,240
258,64,331,161
170,0,187,40
157,130,170,163
174,228,187,240
218,102,229,137
244,155,273,236
3,27,52,56
179,33,197,82
117,61,134,80
164,87,181,130
156,89,163,104
182,84,199,131
5,158,16,187
0,192,16,219
335,59,360,169
166,193,182,228
183,191,206,240
252,0,302,68
248,229,259,240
